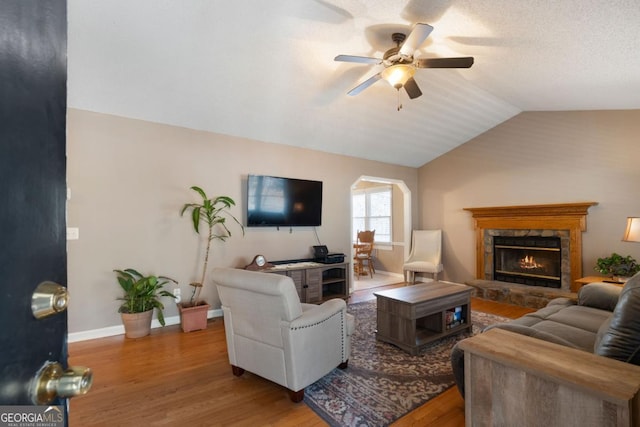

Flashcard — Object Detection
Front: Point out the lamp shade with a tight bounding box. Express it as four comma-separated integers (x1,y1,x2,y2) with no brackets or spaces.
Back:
381,64,415,89
622,217,640,242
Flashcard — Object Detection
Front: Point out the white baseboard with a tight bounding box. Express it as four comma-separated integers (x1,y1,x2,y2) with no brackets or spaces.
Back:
68,308,223,343
372,270,404,278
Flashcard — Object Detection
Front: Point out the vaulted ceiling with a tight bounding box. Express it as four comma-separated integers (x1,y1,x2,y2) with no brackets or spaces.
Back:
67,1,640,168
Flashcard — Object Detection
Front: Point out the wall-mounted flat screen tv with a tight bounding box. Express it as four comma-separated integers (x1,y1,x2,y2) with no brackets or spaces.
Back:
247,175,322,227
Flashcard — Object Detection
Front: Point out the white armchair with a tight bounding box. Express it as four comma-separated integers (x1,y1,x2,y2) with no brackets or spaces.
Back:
403,229,444,284
212,267,355,402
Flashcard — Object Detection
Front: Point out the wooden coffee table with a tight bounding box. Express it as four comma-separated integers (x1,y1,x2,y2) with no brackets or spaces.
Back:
373,281,473,355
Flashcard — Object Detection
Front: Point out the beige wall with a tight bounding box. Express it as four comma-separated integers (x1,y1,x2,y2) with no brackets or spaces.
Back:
67,109,640,334
418,110,640,285
66,109,418,334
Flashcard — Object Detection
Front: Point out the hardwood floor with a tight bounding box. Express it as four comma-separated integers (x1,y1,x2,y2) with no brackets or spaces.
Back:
69,284,534,426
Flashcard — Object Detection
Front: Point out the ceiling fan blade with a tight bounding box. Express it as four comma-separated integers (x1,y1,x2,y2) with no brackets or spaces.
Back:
403,77,422,99
415,57,474,68
335,54,382,65
347,73,382,96
399,23,433,57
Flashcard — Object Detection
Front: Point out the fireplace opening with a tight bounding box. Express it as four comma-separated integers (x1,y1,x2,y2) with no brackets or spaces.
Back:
493,236,562,288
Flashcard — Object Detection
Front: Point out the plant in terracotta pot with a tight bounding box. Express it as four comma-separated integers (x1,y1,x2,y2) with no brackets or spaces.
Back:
594,252,640,282
114,268,177,338
179,186,244,332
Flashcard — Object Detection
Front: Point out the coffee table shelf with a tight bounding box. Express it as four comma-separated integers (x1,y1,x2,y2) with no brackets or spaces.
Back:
374,281,473,355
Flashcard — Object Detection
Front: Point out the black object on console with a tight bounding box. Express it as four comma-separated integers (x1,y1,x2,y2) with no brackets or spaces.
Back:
313,245,345,264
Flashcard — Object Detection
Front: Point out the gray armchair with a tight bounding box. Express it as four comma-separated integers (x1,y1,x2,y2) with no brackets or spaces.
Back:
212,267,355,402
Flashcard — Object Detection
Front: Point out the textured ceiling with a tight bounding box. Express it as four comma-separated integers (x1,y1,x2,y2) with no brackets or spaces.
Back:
67,0,640,168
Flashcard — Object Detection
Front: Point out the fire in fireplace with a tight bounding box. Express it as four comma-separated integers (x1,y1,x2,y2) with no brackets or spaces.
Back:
493,236,562,288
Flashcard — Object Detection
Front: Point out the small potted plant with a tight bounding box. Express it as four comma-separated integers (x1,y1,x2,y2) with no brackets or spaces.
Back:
114,268,177,338
594,253,640,282
179,186,244,332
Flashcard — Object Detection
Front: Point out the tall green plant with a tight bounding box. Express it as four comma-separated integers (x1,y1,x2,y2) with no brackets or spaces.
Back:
180,186,244,305
114,268,177,326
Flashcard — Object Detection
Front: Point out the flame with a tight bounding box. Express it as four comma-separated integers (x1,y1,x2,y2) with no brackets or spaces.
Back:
520,255,543,270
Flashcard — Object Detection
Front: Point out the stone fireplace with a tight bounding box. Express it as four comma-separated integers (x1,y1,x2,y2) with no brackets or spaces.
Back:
464,202,597,294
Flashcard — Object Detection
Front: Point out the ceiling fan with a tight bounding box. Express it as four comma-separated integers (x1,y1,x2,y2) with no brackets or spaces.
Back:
335,23,474,101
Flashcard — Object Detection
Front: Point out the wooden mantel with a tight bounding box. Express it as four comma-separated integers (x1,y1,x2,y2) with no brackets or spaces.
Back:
464,202,598,292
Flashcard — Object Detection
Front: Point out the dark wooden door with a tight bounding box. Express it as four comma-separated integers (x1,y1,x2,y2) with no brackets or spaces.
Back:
0,0,73,416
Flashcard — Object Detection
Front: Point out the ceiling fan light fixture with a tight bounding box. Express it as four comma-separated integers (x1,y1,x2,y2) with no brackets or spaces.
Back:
381,64,415,89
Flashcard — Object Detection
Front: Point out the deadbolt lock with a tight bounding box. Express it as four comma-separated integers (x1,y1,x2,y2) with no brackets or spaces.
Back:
32,281,69,319
32,362,93,405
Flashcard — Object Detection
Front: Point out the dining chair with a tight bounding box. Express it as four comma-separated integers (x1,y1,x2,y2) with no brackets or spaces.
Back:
354,230,375,279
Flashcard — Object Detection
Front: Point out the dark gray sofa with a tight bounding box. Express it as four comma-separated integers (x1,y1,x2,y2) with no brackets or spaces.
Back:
452,271,640,397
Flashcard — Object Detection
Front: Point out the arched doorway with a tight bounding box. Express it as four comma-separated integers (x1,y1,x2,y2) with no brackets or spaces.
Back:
350,176,411,291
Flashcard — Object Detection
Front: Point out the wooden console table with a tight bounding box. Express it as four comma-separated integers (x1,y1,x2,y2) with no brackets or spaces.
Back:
459,328,640,426
574,275,625,291
265,261,350,304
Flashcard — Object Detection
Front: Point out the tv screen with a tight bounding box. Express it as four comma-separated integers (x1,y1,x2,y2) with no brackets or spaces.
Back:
247,175,322,227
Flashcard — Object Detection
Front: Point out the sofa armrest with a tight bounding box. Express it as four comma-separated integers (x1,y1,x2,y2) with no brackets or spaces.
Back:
458,328,640,426
451,321,582,399
578,282,621,311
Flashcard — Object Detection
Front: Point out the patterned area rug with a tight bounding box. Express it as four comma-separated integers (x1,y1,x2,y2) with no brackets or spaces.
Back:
304,299,509,426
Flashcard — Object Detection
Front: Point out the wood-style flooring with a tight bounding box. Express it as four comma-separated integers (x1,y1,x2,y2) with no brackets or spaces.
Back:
68,283,535,426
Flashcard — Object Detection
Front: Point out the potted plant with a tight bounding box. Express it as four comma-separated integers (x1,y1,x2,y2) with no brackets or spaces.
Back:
179,186,244,332
594,252,640,282
114,268,177,338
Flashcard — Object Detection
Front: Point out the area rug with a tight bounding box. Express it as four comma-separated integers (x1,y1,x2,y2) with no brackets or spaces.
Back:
304,299,510,427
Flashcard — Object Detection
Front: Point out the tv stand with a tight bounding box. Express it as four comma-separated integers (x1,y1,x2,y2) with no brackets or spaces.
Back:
265,260,350,304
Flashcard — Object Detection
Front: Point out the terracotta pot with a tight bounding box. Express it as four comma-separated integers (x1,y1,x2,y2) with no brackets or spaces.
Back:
121,310,153,338
178,302,210,332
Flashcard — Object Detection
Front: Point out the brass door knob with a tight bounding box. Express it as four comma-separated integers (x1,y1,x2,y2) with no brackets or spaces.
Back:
31,362,93,404
32,281,69,319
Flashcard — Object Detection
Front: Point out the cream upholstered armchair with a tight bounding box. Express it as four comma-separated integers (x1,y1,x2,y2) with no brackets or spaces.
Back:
212,267,355,402
403,229,444,284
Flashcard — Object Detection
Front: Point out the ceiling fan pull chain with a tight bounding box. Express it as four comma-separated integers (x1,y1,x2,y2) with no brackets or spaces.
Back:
397,89,402,111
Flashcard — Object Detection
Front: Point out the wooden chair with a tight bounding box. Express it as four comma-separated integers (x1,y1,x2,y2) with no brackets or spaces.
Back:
354,230,375,279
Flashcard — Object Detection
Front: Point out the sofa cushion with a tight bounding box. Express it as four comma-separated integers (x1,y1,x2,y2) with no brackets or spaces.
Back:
491,303,611,352
484,323,583,349
546,305,613,334
524,320,598,350
507,300,574,327
595,272,640,364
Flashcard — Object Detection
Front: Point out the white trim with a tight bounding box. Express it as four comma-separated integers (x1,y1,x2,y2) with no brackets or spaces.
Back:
67,308,223,343
373,270,404,279
372,241,405,251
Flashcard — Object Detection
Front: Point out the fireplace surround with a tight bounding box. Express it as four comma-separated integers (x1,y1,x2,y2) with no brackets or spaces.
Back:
464,202,597,293
493,235,562,288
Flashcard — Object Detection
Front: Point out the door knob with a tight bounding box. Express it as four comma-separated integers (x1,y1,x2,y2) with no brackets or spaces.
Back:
31,362,93,404
32,281,69,319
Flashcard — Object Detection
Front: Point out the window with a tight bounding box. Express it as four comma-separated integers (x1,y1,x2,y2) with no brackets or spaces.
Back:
352,185,392,243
